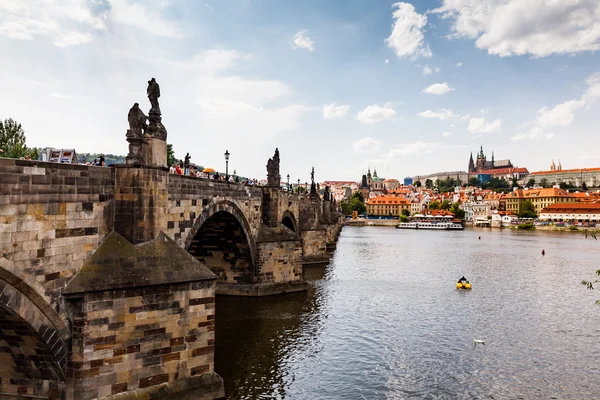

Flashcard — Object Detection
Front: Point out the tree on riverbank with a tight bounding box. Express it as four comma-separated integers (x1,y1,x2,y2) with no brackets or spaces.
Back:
450,202,465,219
518,200,537,219
341,192,366,215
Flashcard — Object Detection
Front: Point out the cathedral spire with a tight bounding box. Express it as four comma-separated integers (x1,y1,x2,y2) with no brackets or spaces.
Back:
468,152,475,173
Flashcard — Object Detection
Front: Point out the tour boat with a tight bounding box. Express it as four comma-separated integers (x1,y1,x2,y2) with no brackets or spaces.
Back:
396,221,464,230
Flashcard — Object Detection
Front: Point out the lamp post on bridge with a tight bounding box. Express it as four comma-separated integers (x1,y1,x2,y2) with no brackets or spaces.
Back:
287,174,290,192
224,150,230,181
297,178,300,194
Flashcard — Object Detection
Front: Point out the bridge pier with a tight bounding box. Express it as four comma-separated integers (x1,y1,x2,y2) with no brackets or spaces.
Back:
63,232,224,400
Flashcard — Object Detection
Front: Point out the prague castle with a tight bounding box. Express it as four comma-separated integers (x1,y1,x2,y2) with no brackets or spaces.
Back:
468,146,513,173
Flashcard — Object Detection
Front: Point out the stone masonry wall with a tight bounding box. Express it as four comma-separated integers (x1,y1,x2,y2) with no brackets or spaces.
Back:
256,240,303,284
113,165,167,245
166,176,263,248
301,230,327,258
66,280,219,400
0,159,114,317
276,192,299,230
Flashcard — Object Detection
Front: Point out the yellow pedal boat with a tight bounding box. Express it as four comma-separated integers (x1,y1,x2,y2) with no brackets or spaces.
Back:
456,282,472,290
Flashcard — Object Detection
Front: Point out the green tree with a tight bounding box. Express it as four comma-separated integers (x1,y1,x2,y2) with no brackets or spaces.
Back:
440,200,452,210
518,199,537,219
401,209,410,217
341,192,366,215
527,178,536,187
511,177,518,187
167,144,177,167
425,179,433,189
399,214,409,223
450,202,465,219
414,181,422,187
428,200,441,209
540,178,549,188
0,118,37,159
468,177,481,187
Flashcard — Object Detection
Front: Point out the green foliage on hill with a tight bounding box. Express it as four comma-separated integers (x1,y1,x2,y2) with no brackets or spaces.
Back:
78,153,126,165
0,118,38,159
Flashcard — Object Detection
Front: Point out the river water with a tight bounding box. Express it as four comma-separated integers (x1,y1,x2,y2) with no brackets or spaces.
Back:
215,227,600,399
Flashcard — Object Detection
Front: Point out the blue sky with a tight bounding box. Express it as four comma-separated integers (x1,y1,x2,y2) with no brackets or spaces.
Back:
1,0,599,181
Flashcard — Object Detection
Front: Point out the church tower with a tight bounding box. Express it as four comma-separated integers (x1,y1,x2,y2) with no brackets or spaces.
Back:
468,152,476,173
476,146,486,171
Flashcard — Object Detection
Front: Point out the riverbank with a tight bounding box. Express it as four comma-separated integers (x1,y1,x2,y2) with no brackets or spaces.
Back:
344,219,398,227
344,219,600,234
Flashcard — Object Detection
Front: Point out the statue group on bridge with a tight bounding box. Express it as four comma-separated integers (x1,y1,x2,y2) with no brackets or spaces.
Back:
127,78,167,141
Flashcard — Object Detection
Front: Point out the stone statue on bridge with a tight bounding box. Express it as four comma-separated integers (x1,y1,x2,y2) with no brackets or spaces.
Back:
126,103,148,138
147,77,161,113
323,185,330,201
266,148,281,187
310,167,317,197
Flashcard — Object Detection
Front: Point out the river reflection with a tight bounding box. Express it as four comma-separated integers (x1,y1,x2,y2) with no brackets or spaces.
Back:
215,227,600,399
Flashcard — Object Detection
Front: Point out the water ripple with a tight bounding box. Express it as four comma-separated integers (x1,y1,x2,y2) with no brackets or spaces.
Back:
215,227,600,399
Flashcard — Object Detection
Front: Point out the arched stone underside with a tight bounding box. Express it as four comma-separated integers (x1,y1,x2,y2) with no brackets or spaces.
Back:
0,279,67,384
281,211,297,232
0,258,70,341
187,203,255,284
0,302,64,398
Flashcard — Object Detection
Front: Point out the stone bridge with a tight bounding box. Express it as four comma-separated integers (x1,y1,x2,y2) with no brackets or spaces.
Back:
0,151,342,398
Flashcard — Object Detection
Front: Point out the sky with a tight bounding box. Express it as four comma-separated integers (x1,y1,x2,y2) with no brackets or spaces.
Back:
1,0,600,182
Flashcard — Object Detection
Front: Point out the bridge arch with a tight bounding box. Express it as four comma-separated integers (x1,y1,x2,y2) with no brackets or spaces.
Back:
281,210,298,232
0,268,67,398
185,199,257,283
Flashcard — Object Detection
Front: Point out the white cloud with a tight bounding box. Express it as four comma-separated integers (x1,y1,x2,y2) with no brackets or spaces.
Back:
417,108,455,120
49,92,70,99
579,155,599,160
353,137,381,153
423,82,453,95
467,117,502,134
421,65,439,75
322,103,350,119
385,2,431,59
385,58,390,64
192,50,310,139
356,103,397,124
292,30,314,52
511,127,555,141
53,31,92,47
384,141,459,158
450,123,455,128
0,0,106,45
561,65,569,72
432,0,600,58
480,108,489,114
455,62,463,67
442,131,452,137
0,0,188,46
511,71,600,141
536,100,585,128
108,0,185,38
460,114,470,121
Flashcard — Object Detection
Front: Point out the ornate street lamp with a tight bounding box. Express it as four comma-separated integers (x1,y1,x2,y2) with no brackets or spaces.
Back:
224,150,230,180
297,178,301,193
287,174,290,191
